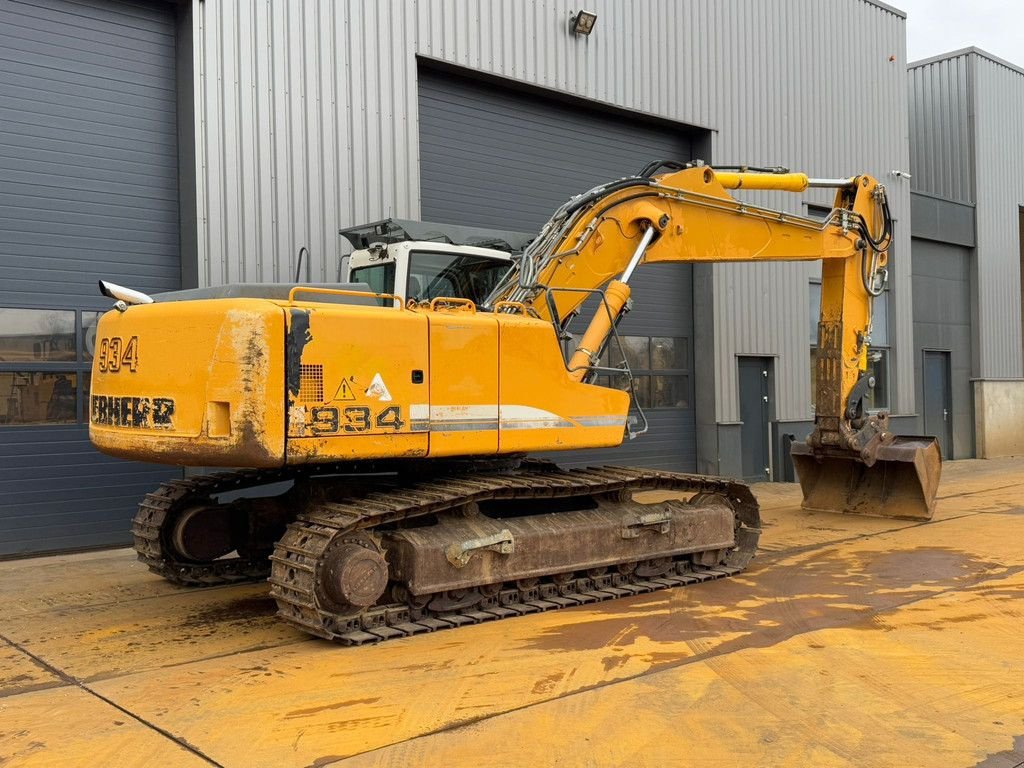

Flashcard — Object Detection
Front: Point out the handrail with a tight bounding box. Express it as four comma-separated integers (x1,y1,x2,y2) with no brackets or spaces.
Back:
493,300,529,314
287,285,401,304
429,296,476,312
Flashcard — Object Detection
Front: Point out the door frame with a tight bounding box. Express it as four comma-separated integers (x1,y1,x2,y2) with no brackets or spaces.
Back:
921,347,953,460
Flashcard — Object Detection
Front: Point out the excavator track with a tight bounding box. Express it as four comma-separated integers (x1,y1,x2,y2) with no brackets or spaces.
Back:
268,464,761,644
132,467,298,586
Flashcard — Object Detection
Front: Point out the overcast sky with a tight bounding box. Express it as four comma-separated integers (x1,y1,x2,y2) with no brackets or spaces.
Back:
895,0,1023,67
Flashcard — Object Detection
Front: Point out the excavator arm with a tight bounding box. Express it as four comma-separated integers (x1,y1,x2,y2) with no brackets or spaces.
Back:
488,165,941,520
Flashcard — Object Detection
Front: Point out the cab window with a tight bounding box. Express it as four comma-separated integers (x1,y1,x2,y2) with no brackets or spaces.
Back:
349,261,396,294
407,252,511,305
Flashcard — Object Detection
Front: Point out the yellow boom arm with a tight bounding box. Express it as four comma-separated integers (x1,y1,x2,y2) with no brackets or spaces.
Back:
489,165,939,518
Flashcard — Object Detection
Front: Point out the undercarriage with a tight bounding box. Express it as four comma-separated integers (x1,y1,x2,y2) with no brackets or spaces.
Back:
132,460,761,644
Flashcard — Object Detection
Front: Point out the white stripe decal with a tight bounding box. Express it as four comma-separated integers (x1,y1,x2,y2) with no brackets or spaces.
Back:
499,404,574,430
572,415,629,427
407,404,621,432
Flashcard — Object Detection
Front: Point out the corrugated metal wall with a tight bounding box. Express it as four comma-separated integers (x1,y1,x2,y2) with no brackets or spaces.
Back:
190,0,913,423
0,0,181,555
972,55,1024,379
908,53,973,203
909,49,1024,380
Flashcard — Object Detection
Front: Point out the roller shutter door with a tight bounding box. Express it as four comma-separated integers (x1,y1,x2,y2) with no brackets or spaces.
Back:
418,67,698,471
0,0,180,555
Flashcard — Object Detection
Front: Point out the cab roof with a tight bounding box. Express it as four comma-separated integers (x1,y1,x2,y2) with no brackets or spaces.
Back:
340,217,534,254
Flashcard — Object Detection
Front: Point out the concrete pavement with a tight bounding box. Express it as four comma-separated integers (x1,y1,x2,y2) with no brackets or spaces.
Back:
1,458,1023,767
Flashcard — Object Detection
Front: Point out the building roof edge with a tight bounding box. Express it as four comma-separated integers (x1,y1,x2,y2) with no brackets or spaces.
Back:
909,46,1024,77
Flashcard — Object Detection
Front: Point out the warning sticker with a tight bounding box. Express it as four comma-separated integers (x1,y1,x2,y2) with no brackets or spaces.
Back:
365,373,393,402
333,378,357,401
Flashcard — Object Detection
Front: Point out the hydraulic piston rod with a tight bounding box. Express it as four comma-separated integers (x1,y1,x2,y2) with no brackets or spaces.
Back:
567,226,657,381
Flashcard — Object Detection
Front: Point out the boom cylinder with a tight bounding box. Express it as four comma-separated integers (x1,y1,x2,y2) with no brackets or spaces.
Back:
713,171,856,192
713,171,811,192
567,279,631,382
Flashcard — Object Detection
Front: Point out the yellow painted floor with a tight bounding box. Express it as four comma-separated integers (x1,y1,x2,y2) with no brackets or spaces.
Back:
1,459,1024,768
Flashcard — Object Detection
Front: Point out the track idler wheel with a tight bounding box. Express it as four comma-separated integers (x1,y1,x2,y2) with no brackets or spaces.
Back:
319,534,389,612
170,505,234,562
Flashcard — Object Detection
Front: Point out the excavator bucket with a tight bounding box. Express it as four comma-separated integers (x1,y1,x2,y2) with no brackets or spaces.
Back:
790,437,942,520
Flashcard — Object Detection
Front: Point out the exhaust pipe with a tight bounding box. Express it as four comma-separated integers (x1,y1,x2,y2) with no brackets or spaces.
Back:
98,280,154,306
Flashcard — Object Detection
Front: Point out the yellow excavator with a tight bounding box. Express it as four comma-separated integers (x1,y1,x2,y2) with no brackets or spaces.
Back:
89,163,941,644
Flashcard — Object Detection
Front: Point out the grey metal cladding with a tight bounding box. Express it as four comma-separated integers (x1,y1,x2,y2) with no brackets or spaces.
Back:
971,54,1024,379
0,426,175,557
908,53,973,203
418,67,696,471
908,49,1024,378
0,0,180,309
0,0,181,556
910,193,975,248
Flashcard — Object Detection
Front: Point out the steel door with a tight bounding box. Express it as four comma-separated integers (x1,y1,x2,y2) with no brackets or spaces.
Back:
739,358,771,483
923,351,953,459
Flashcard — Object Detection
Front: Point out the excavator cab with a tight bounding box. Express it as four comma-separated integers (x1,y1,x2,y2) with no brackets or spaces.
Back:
346,241,514,304
341,218,525,304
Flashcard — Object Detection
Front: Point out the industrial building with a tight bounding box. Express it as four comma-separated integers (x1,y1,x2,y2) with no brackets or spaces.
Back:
908,47,1024,461
0,0,1020,556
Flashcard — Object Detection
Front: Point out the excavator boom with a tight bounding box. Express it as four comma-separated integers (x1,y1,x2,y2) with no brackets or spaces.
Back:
488,164,941,519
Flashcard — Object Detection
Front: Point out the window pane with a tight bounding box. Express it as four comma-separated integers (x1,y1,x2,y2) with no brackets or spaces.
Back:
809,282,821,344
872,292,889,347
82,312,103,361
651,337,688,370
408,252,511,304
605,336,650,371
609,373,651,409
0,309,76,362
652,375,689,408
349,261,396,293
82,372,91,423
0,372,78,425
865,348,889,410
806,204,832,220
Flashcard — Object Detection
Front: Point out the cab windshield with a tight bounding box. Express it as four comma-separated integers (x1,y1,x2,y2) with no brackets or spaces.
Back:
407,251,511,305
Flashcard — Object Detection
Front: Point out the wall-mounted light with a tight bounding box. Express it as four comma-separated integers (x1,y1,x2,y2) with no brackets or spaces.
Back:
569,10,597,36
